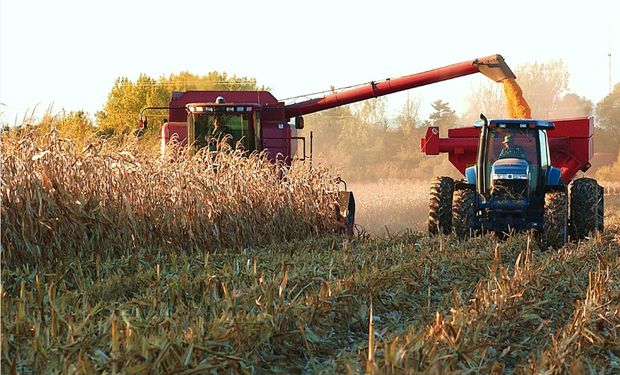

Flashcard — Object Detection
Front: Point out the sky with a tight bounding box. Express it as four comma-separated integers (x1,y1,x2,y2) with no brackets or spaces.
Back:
1,0,618,125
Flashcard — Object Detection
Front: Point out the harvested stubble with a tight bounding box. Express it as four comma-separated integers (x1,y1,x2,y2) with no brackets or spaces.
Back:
1,131,340,266
2,220,619,373
2,131,620,373
603,181,620,196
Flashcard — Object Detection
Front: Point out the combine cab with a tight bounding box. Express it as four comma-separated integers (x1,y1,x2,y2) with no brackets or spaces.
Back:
422,115,604,247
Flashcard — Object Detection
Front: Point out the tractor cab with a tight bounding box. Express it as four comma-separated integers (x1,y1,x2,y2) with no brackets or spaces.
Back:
186,101,257,153
473,118,555,211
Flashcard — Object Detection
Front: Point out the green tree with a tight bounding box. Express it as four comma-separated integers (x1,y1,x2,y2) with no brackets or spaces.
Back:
395,94,421,135
428,100,458,128
352,97,389,131
302,105,355,161
514,60,570,119
96,74,168,136
553,93,593,118
463,81,506,123
464,60,572,121
164,71,262,92
593,83,620,177
96,71,264,137
596,82,620,129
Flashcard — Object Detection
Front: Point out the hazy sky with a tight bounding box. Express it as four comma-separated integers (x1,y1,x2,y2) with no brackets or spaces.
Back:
1,0,618,124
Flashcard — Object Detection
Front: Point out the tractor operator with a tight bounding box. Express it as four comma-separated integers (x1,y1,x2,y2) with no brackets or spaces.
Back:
498,135,526,159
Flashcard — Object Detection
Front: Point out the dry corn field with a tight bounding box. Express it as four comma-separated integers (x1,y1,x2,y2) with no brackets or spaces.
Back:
1,131,341,266
2,131,620,374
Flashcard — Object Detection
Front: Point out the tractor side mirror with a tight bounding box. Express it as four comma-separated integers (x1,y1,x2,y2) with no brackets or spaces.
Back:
294,116,305,130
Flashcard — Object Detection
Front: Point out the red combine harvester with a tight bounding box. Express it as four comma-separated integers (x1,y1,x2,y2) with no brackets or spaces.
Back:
421,115,603,247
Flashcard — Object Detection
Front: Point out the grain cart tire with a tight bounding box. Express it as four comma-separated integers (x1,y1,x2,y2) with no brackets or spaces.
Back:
428,177,454,235
543,190,568,249
452,187,477,239
569,178,604,240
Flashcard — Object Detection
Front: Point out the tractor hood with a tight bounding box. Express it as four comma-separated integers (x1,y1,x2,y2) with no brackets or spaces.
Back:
491,158,529,180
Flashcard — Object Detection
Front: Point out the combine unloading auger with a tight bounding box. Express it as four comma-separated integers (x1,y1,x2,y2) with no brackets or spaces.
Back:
284,54,516,118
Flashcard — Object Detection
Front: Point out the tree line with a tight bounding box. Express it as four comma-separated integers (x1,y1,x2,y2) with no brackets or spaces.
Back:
304,61,620,182
4,61,620,181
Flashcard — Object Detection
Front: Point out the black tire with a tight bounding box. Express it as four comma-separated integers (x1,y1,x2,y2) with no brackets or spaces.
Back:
543,190,568,249
428,177,454,235
597,185,604,233
452,187,477,239
569,178,604,240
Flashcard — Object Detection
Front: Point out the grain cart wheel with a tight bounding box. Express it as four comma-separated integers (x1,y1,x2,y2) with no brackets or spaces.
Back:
452,186,477,239
569,178,604,239
428,177,454,235
543,190,568,249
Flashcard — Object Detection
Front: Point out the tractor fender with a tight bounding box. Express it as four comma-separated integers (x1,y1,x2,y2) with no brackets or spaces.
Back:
546,166,563,186
465,166,477,185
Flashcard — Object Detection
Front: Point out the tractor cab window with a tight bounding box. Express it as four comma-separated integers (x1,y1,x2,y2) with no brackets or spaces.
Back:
193,113,254,152
487,128,539,166
485,127,541,194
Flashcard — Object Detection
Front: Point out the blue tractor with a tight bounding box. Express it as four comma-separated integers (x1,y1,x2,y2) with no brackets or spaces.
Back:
423,115,604,248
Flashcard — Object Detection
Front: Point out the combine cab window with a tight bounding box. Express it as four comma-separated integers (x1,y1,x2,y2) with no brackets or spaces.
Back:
193,114,254,151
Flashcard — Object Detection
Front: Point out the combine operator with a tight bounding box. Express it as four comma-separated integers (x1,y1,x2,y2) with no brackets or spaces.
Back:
208,115,232,152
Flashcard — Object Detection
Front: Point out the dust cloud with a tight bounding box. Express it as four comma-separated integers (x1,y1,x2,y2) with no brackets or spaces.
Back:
311,77,537,236
349,180,429,235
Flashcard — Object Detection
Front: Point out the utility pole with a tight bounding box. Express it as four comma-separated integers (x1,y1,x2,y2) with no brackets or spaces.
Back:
609,25,613,94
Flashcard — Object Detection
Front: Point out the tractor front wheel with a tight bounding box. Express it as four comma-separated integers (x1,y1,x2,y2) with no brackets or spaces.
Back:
428,177,454,235
452,187,477,239
543,190,568,249
570,178,604,240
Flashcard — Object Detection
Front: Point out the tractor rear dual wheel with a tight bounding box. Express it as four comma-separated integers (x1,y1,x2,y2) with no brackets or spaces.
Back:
428,177,454,235
543,190,568,249
452,187,477,239
570,178,604,240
